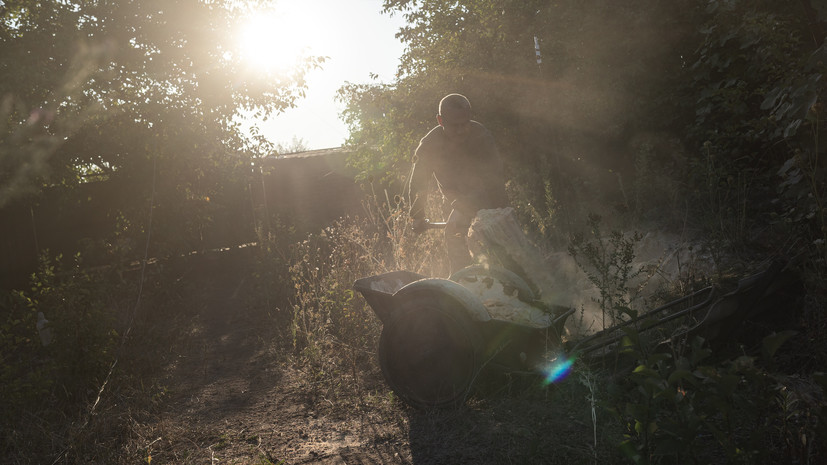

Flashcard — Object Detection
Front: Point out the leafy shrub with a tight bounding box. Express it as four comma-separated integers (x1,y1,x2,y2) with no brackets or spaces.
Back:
684,141,755,252
0,288,54,425
258,189,446,398
685,0,825,162
1,251,127,460
28,254,119,400
568,213,645,330
507,168,562,245
609,328,827,465
565,212,825,463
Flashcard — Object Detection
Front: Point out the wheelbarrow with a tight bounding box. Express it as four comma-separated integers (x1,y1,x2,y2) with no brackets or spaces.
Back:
353,265,574,409
354,258,801,409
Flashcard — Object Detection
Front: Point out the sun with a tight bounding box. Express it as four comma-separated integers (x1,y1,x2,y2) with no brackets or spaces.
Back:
237,8,313,74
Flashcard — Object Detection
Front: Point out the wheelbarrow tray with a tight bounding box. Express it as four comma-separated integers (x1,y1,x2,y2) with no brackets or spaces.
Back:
353,270,426,325
354,269,569,409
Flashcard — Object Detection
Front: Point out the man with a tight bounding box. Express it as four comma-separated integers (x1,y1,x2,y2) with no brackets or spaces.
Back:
408,93,509,273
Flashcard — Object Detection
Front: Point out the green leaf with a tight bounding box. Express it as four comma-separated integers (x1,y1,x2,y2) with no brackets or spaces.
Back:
626,402,649,420
667,369,695,386
633,364,660,379
761,330,797,360
812,372,827,391
760,86,784,111
693,366,717,380
717,374,739,397
634,419,644,434
783,119,803,138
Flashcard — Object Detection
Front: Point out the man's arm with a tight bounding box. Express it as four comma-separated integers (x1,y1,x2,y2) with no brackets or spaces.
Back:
408,136,433,224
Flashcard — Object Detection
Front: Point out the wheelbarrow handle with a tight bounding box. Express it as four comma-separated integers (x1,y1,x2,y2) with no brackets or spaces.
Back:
423,220,447,229
412,219,447,232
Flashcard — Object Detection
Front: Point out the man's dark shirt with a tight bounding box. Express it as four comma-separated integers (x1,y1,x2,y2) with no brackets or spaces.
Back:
409,121,508,219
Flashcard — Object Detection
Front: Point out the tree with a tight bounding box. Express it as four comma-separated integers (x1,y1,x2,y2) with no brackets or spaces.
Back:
341,0,695,234
1,0,323,254
673,0,827,254
274,136,310,155
0,0,321,192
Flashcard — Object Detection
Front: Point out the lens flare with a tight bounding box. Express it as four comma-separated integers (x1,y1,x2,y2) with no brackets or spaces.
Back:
541,354,574,385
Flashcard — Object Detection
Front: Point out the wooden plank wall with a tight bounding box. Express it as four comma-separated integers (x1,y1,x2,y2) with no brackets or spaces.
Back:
0,148,364,290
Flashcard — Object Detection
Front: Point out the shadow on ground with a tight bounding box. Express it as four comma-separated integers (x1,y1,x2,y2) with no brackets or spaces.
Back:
406,374,610,465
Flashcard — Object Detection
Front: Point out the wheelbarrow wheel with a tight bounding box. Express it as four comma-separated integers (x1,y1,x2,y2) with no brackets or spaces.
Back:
378,291,483,409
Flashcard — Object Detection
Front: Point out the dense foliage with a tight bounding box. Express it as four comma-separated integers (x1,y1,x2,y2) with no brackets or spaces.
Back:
1,0,323,255
343,0,827,258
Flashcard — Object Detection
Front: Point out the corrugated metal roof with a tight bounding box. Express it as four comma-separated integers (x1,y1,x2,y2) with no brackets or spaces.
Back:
262,146,351,162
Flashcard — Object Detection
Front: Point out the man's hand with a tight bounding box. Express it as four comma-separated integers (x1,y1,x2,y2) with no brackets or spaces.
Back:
450,197,479,217
411,217,428,233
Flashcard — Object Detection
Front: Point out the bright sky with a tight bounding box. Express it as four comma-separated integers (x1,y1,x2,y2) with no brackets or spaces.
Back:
241,0,407,151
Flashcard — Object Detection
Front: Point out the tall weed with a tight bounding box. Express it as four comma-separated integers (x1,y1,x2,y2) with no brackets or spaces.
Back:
568,213,645,330
283,189,445,399
686,142,756,255
1,252,134,461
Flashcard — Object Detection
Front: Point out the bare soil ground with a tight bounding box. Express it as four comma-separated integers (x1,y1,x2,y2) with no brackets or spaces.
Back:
122,250,606,465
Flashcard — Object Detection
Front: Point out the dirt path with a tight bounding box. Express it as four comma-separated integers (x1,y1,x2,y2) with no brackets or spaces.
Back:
128,250,412,464
130,250,600,464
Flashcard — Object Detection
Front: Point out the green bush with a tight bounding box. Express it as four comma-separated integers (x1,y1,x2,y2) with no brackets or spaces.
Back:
0,252,120,426
0,289,54,425
607,328,827,465
565,213,825,463
30,254,119,400
568,213,645,330
262,191,446,399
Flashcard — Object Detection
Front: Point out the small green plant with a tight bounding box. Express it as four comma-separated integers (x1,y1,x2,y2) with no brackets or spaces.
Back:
629,141,685,225
610,326,817,464
693,141,754,251
507,176,559,241
0,250,141,462
578,366,601,465
774,146,827,278
30,253,120,400
568,213,645,330
0,288,54,424
0,252,121,418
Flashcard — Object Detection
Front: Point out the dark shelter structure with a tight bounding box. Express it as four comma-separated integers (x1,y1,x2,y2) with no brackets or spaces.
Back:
0,147,362,290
